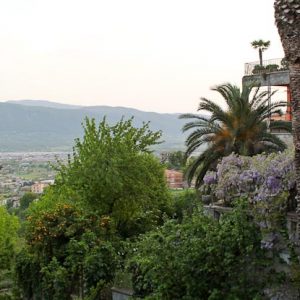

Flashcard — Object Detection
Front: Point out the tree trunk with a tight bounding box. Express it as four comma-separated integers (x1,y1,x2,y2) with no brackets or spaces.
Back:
274,0,300,241
291,63,300,240
259,48,263,66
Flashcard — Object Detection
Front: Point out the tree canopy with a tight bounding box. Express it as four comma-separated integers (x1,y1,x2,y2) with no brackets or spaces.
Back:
49,117,171,237
251,39,271,66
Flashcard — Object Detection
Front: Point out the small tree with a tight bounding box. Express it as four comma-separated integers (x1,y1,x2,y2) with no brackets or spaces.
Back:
251,39,270,66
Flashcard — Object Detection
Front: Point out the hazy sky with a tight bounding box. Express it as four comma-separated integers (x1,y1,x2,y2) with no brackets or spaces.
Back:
0,0,285,113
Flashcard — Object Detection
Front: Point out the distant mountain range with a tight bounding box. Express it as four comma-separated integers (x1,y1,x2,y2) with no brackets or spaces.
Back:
0,100,198,152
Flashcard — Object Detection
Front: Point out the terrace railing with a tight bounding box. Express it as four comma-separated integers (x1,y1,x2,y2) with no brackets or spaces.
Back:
244,58,288,76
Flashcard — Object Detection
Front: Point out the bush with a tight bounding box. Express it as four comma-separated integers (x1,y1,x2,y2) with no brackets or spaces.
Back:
252,64,266,74
128,202,265,299
169,189,199,221
15,204,118,299
265,64,279,72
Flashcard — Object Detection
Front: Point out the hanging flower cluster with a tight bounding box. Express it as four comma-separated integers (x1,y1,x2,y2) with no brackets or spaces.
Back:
202,149,295,204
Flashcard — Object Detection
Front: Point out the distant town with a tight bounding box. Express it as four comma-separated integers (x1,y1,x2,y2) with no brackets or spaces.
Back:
0,152,68,207
0,151,187,208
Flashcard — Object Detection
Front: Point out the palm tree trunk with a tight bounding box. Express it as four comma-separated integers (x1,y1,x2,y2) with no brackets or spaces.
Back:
291,63,300,240
274,0,300,242
259,48,263,66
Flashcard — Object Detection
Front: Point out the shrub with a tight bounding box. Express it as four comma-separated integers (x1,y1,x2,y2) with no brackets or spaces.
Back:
128,202,265,299
265,64,279,72
169,189,199,221
15,204,118,299
252,64,266,74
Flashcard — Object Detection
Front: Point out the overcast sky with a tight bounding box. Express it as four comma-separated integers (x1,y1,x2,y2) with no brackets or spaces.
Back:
0,0,285,113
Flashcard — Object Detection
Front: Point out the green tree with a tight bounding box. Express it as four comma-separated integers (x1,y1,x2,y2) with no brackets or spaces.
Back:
15,203,118,300
251,39,270,66
165,151,186,170
52,117,171,237
15,117,172,298
7,192,38,221
180,83,291,187
19,192,38,211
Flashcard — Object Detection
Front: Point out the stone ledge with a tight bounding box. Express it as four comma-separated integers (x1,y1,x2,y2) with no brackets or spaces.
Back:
242,70,290,86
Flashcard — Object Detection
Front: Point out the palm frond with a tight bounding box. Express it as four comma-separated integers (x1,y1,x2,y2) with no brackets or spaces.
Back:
212,83,240,109
185,127,217,146
182,119,211,132
257,132,287,151
185,147,222,187
181,82,289,184
250,90,277,109
185,135,215,157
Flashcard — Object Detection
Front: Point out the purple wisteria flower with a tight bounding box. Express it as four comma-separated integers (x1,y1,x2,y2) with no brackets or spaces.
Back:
203,172,217,184
201,150,295,204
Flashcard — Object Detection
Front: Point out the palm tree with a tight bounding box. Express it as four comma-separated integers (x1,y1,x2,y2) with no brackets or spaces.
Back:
274,0,300,232
251,39,271,66
180,83,291,188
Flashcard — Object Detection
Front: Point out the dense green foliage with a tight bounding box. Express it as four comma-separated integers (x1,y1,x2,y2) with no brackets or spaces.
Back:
0,207,20,299
169,189,199,221
53,117,171,237
0,207,20,270
15,203,118,300
13,117,172,298
128,202,265,300
2,116,297,299
180,83,291,187
19,193,38,211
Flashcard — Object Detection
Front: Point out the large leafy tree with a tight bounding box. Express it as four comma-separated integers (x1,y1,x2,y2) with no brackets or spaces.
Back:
251,39,271,66
274,0,300,235
180,83,291,187
51,117,170,237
